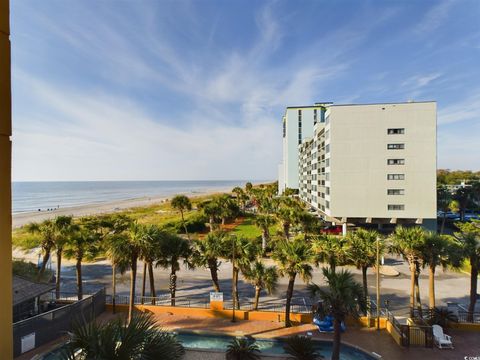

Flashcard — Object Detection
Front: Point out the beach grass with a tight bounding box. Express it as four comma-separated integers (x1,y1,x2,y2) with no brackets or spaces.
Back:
232,215,278,239
11,193,217,249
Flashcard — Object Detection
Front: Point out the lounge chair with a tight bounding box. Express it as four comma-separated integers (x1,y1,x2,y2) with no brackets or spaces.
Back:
432,325,453,349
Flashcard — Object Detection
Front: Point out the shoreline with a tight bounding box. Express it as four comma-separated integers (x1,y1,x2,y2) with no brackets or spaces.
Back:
12,186,235,228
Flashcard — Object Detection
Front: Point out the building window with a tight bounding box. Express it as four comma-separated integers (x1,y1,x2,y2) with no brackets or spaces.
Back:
388,204,405,210
388,128,405,134
326,187,330,195
326,144,330,153
387,174,405,180
313,109,317,125
388,189,405,195
282,120,286,138
326,158,330,167
387,143,405,150
388,159,405,165
325,173,330,181
298,111,302,145
326,200,330,209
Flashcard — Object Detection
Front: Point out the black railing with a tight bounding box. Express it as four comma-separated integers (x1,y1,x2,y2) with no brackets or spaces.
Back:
106,294,312,313
106,294,209,308
411,306,480,325
223,299,312,313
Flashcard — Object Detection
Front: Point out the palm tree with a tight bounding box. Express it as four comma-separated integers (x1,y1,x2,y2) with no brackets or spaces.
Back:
138,225,163,303
420,232,461,309
243,261,278,310
254,214,276,251
103,215,133,313
108,222,148,322
222,235,260,310
298,211,322,241
283,335,323,360
226,337,261,360
215,194,239,225
345,229,382,299
232,186,248,211
453,187,473,221
245,182,253,196
26,220,56,281
171,195,192,240
199,200,222,232
454,220,480,321
62,312,184,360
390,226,426,316
437,186,452,234
272,238,313,327
308,268,366,360
157,233,193,306
193,230,226,292
64,226,100,300
50,216,75,298
311,235,346,272
275,197,302,239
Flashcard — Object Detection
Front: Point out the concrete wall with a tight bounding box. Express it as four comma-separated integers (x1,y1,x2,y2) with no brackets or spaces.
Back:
0,0,13,357
328,102,437,220
107,304,313,325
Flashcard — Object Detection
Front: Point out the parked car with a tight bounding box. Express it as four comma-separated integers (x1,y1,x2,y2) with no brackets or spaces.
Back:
321,225,342,235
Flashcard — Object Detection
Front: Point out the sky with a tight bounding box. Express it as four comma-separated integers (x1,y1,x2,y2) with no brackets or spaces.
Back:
10,0,480,181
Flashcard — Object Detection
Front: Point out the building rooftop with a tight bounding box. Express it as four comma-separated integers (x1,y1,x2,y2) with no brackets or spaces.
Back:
13,276,55,306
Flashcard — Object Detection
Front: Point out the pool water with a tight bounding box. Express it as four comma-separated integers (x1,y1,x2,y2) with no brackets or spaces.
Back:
177,333,375,360
40,333,376,360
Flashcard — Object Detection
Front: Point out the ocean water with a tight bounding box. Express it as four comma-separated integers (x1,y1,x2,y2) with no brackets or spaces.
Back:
12,180,256,214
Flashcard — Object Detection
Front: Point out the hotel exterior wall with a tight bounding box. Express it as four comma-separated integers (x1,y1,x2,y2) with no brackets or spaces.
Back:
328,102,437,220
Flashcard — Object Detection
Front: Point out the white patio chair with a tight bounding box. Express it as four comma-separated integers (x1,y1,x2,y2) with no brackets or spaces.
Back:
432,324,453,349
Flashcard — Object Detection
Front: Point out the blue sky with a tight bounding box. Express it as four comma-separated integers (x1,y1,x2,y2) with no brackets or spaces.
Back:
10,0,480,181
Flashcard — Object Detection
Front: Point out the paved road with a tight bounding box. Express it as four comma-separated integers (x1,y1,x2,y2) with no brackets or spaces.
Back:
44,253,478,316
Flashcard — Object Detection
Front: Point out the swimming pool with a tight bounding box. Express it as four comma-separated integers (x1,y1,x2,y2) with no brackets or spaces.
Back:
177,333,376,360
39,333,376,360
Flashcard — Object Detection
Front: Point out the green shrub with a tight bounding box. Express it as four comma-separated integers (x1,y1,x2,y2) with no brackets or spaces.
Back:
226,337,261,360
283,335,323,360
12,259,53,282
161,212,208,234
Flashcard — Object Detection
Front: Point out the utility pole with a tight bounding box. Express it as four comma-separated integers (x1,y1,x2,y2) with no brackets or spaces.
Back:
376,236,381,330
231,236,236,323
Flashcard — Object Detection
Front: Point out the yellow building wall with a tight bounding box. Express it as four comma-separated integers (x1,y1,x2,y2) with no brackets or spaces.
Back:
0,0,12,358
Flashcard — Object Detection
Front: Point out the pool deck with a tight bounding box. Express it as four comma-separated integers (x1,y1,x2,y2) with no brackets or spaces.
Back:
152,312,480,360
15,311,480,360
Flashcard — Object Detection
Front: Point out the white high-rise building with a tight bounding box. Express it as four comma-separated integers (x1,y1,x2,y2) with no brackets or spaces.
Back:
278,104,329,194
281,101,437,230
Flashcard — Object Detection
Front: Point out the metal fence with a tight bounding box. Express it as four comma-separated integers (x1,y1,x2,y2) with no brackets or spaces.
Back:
385,309,433,348
105,294,312,313
106,294,210,308
223,298,312,314
13,288,106,357
411,306,480,324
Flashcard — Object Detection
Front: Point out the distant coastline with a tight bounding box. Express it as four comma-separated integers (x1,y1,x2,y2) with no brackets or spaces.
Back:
12,180,272,228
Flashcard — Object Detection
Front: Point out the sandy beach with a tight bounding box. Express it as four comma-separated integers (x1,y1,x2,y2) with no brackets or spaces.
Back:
12,186,235,228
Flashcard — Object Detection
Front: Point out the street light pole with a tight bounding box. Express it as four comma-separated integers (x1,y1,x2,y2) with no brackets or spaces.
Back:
376,236,380,330
231,236,236,323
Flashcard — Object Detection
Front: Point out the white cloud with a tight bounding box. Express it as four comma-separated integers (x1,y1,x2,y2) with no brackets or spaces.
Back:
414,0,456,35
438,91,480,125
12,75,280,181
